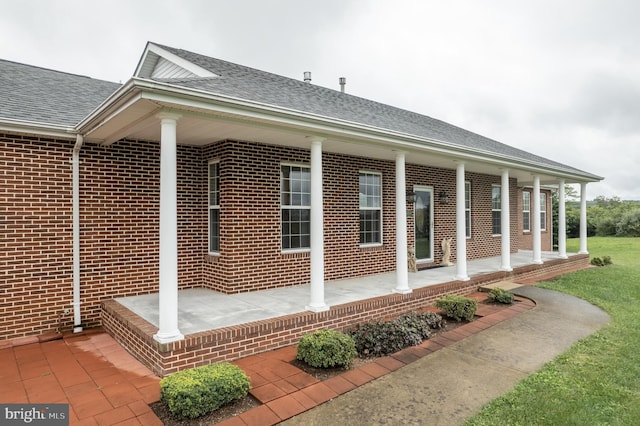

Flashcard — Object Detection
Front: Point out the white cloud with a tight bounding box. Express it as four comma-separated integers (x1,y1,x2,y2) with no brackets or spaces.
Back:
1,0,639,199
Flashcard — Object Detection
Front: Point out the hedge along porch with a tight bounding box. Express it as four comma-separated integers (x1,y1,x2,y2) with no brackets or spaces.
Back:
1,42,601,358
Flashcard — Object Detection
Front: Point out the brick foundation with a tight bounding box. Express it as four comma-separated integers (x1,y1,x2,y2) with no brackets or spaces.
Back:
101,254,589,376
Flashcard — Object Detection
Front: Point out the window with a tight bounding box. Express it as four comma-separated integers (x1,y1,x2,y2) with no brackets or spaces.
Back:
492,185,501,235
465,181,471,238
523,191,531,232
540,192,547,231
208,161,220,253
281,165,311,250
359,172,382,245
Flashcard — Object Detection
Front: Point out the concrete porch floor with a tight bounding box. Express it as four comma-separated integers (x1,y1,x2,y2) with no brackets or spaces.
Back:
115,250,565,336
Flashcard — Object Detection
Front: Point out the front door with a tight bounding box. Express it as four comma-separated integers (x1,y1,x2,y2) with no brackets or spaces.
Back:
414,186,434,262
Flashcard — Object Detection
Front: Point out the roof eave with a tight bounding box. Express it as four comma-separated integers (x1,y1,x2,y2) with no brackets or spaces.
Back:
79,78,603,183
0,117,76,140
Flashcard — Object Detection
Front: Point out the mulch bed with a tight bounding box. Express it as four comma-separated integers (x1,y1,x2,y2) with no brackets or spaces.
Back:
151,299,508,424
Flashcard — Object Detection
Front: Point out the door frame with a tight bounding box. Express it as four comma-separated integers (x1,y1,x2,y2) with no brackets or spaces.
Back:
413,185,434,263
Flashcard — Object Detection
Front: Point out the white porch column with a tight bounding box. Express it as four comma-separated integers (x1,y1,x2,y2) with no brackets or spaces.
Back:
500,169,512,271
532,175,543,264
558,179,568,258
579,182,589,254
455,163,469,281
394,152,411,294
154,112,184,344
306,137,329,312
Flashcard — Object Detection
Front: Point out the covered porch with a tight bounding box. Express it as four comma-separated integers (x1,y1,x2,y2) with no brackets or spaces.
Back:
101,250,589,376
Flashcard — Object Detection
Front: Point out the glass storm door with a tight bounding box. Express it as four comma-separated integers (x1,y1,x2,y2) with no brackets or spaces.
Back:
414,187,434,262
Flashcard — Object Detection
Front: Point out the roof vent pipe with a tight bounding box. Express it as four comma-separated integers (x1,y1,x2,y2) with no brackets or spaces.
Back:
303,71,312,83
339,77,346,93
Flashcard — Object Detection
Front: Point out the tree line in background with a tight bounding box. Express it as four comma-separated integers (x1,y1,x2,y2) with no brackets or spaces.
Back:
552,190,640,247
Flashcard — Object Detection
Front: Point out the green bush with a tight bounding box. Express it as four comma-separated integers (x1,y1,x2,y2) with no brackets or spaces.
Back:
487,287,515,304
348,311,443,358
435,295,478,322
591,256,613,267
296,329,357,369
160,362,250,420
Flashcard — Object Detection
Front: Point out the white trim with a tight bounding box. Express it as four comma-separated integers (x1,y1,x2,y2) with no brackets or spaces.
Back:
464,180,471,239
208,160,220,255
491,184,502,236
540,192,547,231
523,191,531,232
359,170,383,247
280,163,312,252
413,185,434,264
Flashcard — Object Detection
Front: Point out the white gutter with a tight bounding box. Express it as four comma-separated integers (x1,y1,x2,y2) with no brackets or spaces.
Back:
72,134,83,333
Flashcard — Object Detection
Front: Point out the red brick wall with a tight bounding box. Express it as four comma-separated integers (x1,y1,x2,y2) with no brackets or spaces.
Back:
1,132,531,341
0,134,74,340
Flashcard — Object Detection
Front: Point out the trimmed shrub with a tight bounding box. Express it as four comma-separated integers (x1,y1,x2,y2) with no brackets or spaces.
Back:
487,287,515,304
160,362,250,420
348,311,443,358
435,295,478,322
296,329,357,369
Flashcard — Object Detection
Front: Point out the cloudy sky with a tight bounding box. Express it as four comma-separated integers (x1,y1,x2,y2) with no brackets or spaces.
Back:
1,0,638,200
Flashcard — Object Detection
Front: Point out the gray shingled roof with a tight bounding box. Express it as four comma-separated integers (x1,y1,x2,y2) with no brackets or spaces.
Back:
0,59,121,127
153,43,597,178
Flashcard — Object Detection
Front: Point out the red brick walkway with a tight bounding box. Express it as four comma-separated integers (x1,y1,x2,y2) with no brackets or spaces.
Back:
0,291,534,425
0,331,162,425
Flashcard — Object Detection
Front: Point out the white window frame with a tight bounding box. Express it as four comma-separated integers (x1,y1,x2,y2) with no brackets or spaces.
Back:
540,192,547,231
465,181,471,239
359,171,383,246
208,160,220,254
523,191,531,233
492,184,501,236
280,163,311,252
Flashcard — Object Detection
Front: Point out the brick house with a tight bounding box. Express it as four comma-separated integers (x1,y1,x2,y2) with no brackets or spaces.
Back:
1,42,601,372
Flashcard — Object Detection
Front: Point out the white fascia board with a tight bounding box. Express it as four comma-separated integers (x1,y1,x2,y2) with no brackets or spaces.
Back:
75,79,139,132
0,118,75,140
134,42,217,78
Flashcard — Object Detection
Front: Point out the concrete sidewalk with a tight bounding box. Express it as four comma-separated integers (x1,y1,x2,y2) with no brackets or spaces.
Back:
281,286,610,425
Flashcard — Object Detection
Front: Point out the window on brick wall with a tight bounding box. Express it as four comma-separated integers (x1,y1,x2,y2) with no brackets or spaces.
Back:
465,181,471,238
208,161,220,253
523,191,531,232
540,192,547,231
492,185,501,235
359,171,382,245
281,164,311,250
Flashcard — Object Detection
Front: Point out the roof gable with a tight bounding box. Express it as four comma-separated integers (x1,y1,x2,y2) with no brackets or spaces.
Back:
135,42,217,79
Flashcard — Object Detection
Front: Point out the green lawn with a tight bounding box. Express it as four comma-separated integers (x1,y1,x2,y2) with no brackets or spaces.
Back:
466,237,640,425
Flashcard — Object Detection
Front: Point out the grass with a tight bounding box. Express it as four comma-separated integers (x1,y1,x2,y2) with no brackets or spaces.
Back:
466,237,640,425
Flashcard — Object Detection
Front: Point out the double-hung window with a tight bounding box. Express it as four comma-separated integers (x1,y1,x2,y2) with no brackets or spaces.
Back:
523,191,531,232
465,181,471,238
492,185,501,235
208,161,220,253
281,165,311,250
359,172,382,245
540,192,547,231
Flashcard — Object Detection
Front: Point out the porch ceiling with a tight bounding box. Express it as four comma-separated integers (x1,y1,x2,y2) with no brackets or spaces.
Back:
82,95,564,186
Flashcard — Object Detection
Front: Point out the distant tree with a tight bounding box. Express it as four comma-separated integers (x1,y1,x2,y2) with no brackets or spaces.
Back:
616,209,640,237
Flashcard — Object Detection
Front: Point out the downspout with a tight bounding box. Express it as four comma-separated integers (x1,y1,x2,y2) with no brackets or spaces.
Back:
72,134,83,332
